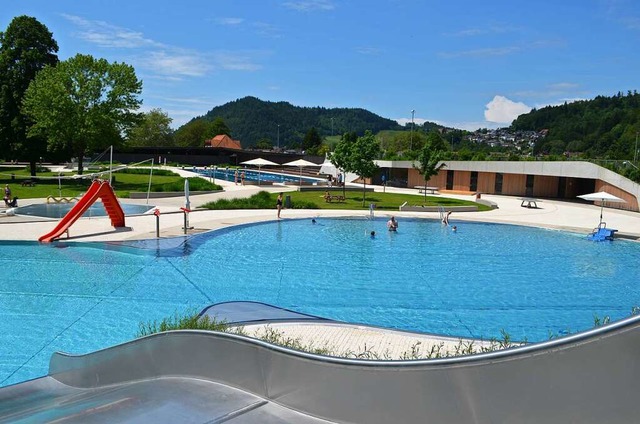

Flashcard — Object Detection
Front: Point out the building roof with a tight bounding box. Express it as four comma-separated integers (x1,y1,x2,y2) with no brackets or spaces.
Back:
204,134,242,150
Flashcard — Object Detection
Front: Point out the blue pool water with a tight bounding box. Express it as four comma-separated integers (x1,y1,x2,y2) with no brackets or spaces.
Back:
14,202,154,219
0,218,638,386
196,167,321,184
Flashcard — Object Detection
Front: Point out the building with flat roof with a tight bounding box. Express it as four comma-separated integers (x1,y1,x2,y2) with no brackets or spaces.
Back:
374,160,640,212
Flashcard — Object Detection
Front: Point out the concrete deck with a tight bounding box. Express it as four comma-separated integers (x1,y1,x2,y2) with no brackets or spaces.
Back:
2,167,640,357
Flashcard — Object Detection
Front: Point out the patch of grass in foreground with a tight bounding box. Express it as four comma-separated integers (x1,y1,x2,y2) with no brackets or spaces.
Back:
201,190,489,211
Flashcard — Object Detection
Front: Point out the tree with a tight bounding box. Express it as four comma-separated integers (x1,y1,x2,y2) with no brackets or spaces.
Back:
175,119,211,147
330,132,358,198
414,137,446,203
302,127,323,155
350,131,380,205
128,108,174,147
174,117,231,147
23,53,142,174
210,116,230,137
0,15,58,175
255,138,273,150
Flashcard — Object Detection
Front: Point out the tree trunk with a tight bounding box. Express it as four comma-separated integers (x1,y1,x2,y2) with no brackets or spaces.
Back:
29,161,37,177
424,178,427,203
77,154,84,175
362,180,366,207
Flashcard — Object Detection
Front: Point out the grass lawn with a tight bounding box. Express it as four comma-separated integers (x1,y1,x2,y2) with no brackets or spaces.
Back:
280,190,489,211
0,167,219,199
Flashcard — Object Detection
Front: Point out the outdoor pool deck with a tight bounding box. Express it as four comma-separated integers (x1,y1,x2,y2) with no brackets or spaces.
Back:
1,167,640,360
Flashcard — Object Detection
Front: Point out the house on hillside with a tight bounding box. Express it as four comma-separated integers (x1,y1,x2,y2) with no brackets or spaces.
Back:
204,134,242,150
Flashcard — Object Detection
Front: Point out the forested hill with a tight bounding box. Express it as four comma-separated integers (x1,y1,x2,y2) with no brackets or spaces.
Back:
511,91,640,158
200,96,402,147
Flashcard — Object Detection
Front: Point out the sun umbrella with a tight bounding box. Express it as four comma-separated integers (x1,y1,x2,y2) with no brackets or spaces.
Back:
240,158,278,185
283,159,321,185
577,191,626,225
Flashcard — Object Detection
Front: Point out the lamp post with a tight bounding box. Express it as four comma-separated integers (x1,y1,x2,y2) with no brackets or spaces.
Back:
410,109,415,151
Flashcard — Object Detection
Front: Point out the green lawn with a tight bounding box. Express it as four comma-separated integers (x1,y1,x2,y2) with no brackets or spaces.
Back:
0,167,220,199
280,190,489,211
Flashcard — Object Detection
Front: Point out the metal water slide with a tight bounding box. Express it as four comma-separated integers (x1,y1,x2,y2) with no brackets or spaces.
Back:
2,313,640,423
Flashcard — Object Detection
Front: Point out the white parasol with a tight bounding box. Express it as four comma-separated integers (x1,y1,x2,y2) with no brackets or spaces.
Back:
283,159,321,185
240,158,278,185
577,191,626,224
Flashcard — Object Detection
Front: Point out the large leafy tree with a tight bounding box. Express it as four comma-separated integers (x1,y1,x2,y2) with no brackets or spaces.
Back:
414,135,447,202
22,53,142,174
128,108,174,147
0,15,58,174
332,130,379,205
351,131,380,205
330,131,357,198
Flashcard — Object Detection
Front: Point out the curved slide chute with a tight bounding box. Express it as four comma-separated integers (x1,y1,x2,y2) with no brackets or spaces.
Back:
39,180,125,243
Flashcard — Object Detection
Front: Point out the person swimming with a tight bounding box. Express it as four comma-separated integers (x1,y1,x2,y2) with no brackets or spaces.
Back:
387,216,398,231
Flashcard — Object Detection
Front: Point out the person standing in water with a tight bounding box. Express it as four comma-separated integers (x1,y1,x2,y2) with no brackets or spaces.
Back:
387,216,398,231
276,192,283,219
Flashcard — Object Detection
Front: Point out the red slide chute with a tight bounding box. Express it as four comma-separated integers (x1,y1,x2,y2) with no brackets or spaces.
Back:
39,180,125,243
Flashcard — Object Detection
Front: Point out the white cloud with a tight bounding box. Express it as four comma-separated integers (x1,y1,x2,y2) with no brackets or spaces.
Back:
355,46,382,55
484,95,532,124
62,14,162,49
216,17,245,26
139,51,212,77
282,0,335,11
439,46,520,59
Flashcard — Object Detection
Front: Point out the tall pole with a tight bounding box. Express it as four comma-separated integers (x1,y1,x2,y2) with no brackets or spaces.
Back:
410,110,415,151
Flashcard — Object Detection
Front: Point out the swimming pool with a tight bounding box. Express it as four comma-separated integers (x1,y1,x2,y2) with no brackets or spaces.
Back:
14,202,154,219
1,218,638,386
196,167,322,184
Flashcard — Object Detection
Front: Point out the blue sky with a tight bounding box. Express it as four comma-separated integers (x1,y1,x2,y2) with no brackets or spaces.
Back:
3,0,639,130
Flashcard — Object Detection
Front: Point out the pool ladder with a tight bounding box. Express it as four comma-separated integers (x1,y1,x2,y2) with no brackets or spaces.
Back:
369,203,375,219
438,205,445,222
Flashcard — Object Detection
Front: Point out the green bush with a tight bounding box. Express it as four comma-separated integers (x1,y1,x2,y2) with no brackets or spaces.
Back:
153,177,221,192
202,191,273,209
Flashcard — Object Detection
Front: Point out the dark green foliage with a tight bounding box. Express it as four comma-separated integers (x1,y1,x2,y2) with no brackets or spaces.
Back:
194,96,403,147
0,16,59,174
202,190,274,209
512,91,640,159
302,127,323,155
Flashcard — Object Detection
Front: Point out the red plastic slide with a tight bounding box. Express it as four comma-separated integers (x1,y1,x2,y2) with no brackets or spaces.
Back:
39,180,125,243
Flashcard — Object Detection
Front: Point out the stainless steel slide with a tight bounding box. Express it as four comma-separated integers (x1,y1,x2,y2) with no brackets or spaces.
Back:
2,311,640,423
